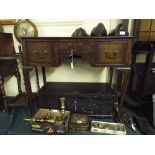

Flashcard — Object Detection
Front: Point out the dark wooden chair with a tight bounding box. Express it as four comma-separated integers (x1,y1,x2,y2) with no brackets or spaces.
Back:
0,32,26,112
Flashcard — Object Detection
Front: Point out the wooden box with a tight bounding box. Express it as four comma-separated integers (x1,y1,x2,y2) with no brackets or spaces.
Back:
38,82,117,115
69,114,90,131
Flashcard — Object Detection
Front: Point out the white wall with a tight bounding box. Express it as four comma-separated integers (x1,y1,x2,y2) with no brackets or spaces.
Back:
2,19,124,96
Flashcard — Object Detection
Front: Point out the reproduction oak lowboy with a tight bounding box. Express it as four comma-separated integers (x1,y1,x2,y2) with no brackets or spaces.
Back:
21,36,133,119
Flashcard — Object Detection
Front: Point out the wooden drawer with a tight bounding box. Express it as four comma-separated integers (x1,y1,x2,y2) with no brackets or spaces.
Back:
56,40,94,65
96,40,129,65
57,40,93,53
25,41,57,66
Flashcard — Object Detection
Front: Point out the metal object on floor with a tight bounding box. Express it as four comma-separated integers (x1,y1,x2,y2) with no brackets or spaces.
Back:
24,108,70,135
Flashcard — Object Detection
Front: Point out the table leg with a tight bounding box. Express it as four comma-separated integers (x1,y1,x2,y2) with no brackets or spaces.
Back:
109,67,114,87
118,68,131,119
23,67,34,115
42,67,46,85
35,66,40,90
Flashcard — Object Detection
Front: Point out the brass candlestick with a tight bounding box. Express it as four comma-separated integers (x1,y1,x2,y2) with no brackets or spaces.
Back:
60,97,65,114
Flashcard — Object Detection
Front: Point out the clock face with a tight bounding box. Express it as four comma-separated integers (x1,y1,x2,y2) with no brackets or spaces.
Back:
16,23,35,37
14,19,38,42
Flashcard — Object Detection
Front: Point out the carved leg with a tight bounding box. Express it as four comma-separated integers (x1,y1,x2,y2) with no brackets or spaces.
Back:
42,67,46,85
15,61,22,94
118,68,131,119
0,76,8,111
35,66,40,90
0,76,4,108
23,67,34,115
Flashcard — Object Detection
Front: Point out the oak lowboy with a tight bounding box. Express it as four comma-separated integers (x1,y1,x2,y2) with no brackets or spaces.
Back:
21,36,133,119
22,36,132,67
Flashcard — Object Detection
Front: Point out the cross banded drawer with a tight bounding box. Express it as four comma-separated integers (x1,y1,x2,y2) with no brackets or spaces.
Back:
57,40,93,53
25,41,57,66
96,40,129,65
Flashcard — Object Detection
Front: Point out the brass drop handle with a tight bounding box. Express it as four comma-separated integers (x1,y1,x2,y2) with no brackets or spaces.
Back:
36,50,49,58
67,42,73,48
43,50,48,55
104,50,119,59
78,42,83,48
32,50,48,56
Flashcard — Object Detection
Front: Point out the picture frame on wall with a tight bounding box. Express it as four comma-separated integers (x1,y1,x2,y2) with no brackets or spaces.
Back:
0,19,16,25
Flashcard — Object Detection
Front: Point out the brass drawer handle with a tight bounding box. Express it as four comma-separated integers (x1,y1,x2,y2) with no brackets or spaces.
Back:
32,50,49,56
78,42,83,48
39,50,49,57
43,50,48,55
67,43,73,48
104,50,119,59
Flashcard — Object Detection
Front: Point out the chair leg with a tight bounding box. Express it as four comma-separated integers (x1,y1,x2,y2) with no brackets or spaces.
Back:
15,62,22,94
0,76,8,112
35,66,40,90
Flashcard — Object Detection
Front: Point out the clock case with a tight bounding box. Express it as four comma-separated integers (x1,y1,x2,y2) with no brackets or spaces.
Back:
14,19,38,43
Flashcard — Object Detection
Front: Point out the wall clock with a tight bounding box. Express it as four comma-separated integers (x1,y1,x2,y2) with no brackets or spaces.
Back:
14,19,38,43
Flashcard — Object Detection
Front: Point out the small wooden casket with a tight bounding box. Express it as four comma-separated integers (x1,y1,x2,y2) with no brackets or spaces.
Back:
69,113,90,131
